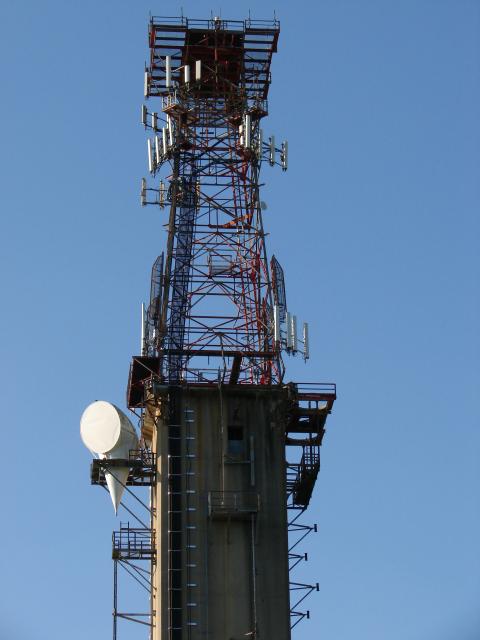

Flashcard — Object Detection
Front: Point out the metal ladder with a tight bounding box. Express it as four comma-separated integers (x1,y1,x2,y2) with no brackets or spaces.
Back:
167,403,199,640
184,406,199,638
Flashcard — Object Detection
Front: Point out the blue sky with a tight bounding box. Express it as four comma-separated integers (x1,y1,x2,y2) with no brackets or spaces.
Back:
0,1,478,639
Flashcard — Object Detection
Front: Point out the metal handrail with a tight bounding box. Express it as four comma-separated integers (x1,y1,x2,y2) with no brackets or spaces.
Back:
295,382,336,395
208,491,260,513
150,16,280,32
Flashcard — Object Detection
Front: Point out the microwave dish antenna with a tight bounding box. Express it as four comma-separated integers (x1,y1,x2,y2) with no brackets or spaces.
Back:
80,401,138,513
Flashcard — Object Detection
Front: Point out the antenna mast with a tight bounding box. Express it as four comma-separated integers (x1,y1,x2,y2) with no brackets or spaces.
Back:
142,16,286,384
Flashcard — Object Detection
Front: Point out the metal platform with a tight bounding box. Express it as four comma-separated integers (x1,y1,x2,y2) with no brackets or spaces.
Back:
287,451,320,509
112,524,155,560
208,491,260,519
285,383,336,510
90,450,156,487
147,16,279,101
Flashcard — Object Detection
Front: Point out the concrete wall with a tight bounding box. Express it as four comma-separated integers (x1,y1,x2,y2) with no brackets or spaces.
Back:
152,385,291,640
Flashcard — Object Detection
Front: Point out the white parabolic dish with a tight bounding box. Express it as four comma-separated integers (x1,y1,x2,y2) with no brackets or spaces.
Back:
80,400,137,456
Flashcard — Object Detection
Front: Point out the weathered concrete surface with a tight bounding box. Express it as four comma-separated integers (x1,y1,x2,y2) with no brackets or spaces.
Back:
152,385,291,640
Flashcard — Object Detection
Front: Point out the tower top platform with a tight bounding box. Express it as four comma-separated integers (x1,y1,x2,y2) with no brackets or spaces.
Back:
147,16,280,99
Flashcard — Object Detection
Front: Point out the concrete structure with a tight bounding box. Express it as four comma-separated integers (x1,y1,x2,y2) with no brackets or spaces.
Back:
151,385,291,640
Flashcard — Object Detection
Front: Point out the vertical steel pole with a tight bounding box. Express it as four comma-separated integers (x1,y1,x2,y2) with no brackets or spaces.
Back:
113,559,118,640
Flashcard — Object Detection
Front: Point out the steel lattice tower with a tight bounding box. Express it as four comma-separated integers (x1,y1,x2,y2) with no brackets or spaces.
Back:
141,16,285,385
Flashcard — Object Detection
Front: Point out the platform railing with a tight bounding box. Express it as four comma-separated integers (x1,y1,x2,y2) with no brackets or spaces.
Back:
294,382,337,397
208,491,260,516
150,16,280,32
112,525,154,558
